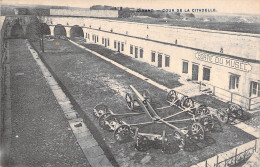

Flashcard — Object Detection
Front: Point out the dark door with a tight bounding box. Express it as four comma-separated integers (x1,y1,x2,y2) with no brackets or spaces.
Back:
118,42,120,52
135,47,138,58
105,38,107,47
158,54,162,67
192,64,199,80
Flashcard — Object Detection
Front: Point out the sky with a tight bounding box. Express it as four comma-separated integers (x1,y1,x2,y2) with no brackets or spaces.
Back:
1,0,260,15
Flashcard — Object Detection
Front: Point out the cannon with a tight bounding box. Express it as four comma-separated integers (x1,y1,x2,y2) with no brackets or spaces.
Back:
216,102,244,123
166,90,210,116
93,104,144,132
114,85,208,149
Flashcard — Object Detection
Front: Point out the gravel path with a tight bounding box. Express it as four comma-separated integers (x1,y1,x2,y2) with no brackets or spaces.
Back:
6,39,90,167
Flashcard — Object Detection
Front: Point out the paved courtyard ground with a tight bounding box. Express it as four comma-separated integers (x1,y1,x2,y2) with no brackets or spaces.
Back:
31,38,256,167
4,39,90,167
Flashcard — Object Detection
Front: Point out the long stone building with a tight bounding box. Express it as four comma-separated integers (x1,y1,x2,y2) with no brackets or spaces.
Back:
4,12,259,109
38,15,260,109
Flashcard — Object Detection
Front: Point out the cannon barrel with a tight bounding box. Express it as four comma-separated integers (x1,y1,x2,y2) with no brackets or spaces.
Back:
130,85,146,102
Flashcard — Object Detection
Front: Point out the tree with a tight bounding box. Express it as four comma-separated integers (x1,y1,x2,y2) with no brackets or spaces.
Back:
26,16,44,52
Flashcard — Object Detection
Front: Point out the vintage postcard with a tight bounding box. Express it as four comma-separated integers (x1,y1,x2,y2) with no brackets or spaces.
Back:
0,0,259,166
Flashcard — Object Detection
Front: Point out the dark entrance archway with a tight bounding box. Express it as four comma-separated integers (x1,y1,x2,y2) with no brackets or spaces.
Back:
70,25,84,40
54,24,66,37
10,23,24,38
41,23,51,35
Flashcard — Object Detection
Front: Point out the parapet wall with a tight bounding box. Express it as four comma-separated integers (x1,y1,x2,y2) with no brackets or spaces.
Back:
50,9,119,18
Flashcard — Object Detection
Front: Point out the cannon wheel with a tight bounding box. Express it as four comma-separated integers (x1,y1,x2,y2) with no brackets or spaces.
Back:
228,103,242,111
125,93,134,110
228,103,243,119
199,116,214,131
182,97,195,109
233,108,243,119
173,131,185,148
195,105,210,116
162,130,179,154
134,135,150,152
167,90,177,102
216,108,229,123
191,123,205,140
114,125,132,143
142,89,152,103
98,113,113,131
93,104,108,119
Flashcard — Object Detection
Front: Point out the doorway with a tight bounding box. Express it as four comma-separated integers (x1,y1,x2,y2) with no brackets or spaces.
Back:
158,54,162,67
118,42,120,52
192,64,199,80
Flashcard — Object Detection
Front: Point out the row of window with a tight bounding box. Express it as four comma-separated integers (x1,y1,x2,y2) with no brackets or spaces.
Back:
91,34,98,43
102,37,110,47
86,33,90,39
182,61,210,81
85,32,259,98
151,51,170,67
130,45,143,59
229,75,260,97
182,61,259,97
114,40,125,52
85,33,168,68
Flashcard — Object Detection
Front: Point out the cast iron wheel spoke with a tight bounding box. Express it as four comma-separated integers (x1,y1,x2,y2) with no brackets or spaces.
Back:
125,93,134,110
200,116,214,131
114,125,131,143
196,105,210,116
98,113,112,131
93,104,108,119
167,90,177,102
191,123,204,140
135,135,150,152
216,108,229,123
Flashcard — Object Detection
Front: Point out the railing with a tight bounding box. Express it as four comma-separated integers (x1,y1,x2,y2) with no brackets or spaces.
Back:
214,140,257,167
197,139,258,167
199,81,260,110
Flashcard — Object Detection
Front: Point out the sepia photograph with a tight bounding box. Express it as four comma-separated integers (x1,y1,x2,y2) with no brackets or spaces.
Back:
0,0,259,166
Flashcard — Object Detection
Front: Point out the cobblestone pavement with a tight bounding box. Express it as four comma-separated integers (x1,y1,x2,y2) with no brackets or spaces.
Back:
5,39,90,167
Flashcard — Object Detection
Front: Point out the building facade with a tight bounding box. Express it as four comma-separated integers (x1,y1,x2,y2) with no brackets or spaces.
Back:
40,16,260,109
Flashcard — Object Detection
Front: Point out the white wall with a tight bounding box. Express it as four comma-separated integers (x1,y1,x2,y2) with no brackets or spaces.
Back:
39,16,260,107
41,16,260,61
83,27,260,102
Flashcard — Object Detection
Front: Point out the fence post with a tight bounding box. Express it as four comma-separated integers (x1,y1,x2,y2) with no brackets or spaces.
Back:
205,160,207,167
255,139,257,152
231,93,233,103
235,148,238,165
216,155,219,167
248,98,251,111
213,86,215,96
199,81,202,91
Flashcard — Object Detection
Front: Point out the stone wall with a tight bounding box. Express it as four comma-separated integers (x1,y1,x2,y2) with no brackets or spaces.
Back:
0,16,7,146
41,16,260,61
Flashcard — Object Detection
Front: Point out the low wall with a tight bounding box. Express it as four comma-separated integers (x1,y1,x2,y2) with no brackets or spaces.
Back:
50,9,119,18
0,16,7,147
